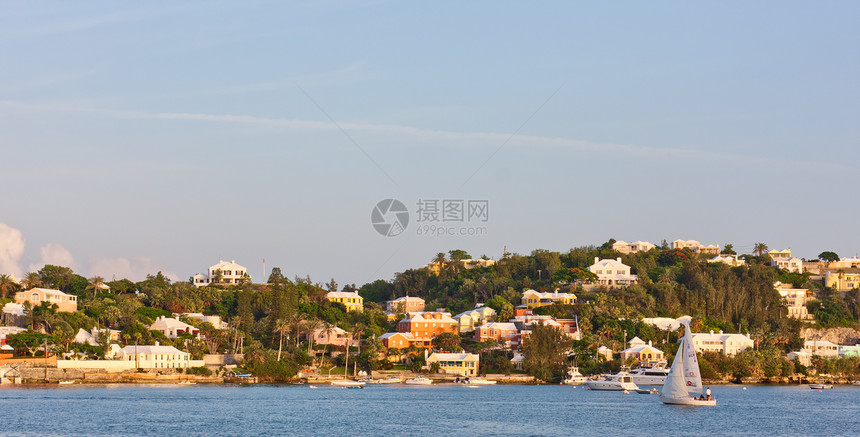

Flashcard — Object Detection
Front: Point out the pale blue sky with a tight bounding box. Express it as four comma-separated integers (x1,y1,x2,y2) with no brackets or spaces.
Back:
1,1,859,284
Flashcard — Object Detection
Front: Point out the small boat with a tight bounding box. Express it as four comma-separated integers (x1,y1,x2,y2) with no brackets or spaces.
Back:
308,385,318,389
405,376,433,385
584,372,639,391
454,376,496,385
330,380,365,387
235,373,253,377
177,381,196,385
660,322,716,406
358,378,380,384
378,376,403,384
852,381,860,386
562,366,588,385
346,385,364,389
58,380,75,385
809,381,833,390
635,388,660,394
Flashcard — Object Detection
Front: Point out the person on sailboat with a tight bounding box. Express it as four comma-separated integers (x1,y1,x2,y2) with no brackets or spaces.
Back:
706,387,711,400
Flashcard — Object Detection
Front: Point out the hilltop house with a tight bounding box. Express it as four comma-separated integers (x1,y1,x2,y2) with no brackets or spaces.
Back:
325,291,364,312
709,254,746,267
768,250,803,273
520,290,576,308
612,240,656,254
426,258,495,275
822,269,860,291
192,260,250,287
14,288,77,313
588,258,637,288
671,240,720,255
149,316,200,339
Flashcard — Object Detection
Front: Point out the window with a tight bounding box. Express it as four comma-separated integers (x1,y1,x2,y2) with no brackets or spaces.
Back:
31,293,40,301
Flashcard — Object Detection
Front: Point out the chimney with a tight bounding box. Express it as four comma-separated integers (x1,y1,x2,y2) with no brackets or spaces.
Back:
155,341,160,346
617,257,622,263
719,330,723,334
710,330,714,335
594,257,599,264
648,340,652,346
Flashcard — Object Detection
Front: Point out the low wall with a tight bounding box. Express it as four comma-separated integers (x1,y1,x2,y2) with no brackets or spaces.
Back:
203,354,243,366
57,360,207,372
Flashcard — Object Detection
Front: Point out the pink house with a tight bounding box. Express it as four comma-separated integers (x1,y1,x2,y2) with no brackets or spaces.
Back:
474,322,519,347
311,325,357,348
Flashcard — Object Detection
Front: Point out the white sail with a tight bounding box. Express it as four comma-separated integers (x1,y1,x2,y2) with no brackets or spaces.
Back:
660,337,689,402
682,322,703,394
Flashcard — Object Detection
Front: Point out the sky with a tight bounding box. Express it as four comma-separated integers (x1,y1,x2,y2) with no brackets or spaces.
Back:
1,1,859,285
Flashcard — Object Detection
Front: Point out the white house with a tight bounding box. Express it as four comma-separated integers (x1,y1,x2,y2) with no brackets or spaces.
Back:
588,258,637,288
149,316,200,339
612,240,656,254
768,249,803,273
642,315,692,331
708,254,746,267
192,260,250,287
690,330,754,356
774,283,812,320
671,240,720,255
114,343,194,369
787,349,812,367
803,340,839,357
385,296,425,314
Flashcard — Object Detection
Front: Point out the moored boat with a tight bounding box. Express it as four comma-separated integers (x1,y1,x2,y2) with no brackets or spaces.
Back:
404,376,433,385
629,363,670,386
330,380,365,387
584,371,639,391
378,376,403,384
809,380,833,390
562,367,588,385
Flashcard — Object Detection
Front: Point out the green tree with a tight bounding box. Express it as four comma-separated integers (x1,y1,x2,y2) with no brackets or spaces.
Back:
753,242,769,257
722,244,736,255
819,251,839,267
522,322,571,382
433,332,463,352
485,295,514,321
0,274,20,299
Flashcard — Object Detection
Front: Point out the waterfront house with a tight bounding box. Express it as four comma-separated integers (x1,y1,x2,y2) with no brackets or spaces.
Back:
803,340,839,357
14,288,77,313
115,342,193,369
149,316,200,339
620,338,664,364
520,289,577,308
311,324,357,348
426,352,480,376
787,349,812,367
325,291,364,312
379,332,416,350
588,258,637,288
690,330,754,356
192,260,250,287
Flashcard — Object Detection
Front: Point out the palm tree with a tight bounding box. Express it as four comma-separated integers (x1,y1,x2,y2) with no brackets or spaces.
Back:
304,318,322,356
753,242,769,257
86,276,106,298
432,252,447,276
0,274,20,299
274,318,290,361
22,272,41,290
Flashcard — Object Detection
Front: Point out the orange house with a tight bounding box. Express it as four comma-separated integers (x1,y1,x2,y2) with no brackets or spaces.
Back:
397,312,459,340
15,288,78,313
473,322,519,347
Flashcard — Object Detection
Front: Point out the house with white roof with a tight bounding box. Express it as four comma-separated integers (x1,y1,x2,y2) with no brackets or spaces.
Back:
588,258,637,288
520,289,576,308
774,282,812,320
149,316,200,339
709,254,746,267
597,346,613,361
474,322,519,347
671,240,720,255
612,240,656,254
803,340,839,357
642,315,692,331
114,343,193,369
787,349,812,367
14,288,77,312
768,249,803,273
325,290,364,312
690,330,754,356
620,338,664,364
426,352,480,376
379,332,416,350
385,296,425,314
192,260,250,287
827,257,860,269
453,306,496,333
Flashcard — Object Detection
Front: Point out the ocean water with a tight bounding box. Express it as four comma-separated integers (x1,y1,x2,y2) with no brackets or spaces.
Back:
1,383,858,436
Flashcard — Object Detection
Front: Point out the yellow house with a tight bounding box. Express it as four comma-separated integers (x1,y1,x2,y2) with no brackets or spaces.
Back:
325,291,364,312
521,289,576,308
426,352,480,376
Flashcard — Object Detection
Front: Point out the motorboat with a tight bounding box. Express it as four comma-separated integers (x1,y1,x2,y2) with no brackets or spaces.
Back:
358,377,380,384
378,376,403,384
404,376,433,385
660,322,716,406
585,371,639,391
58,380,76,385
562,367,588,385
330,380,365,387
809,380,833,389
635,388,660,395
629,363,670,386
455,376,496,385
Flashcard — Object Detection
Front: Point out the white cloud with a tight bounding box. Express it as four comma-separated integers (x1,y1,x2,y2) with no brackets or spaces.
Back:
28,243,76,273
0,222,25,277
89,257,179,283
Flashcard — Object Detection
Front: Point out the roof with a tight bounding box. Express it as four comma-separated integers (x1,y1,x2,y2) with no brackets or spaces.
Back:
628,336,646,345
391,296,424,303
522,289,576,300
428,352,478,361
691,332,753,342
622,344,663,354
23,287,73,297
150,316,197,331
477,322,518,331
804,340,838,347
589,258,630,269
120,344,187,355
379,332,414,340
326,291,363,299
403,312,457,324
209,260,247,272
454,307,497,319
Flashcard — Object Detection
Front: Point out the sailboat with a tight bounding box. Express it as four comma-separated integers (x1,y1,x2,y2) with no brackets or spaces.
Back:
660,322,716,406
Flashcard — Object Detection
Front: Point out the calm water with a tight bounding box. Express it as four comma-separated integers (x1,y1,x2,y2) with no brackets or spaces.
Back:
1,384,859,436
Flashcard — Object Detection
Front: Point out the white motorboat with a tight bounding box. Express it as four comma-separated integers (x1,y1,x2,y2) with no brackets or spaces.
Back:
456,377,496,385
660,322,716,406
404,376,433,385
358,378,380,384
563,367,588,385
58,380,76,385
330,380,366,387
585,371,639,391
378,376,403,384
809,380,833,390
629,363,670,386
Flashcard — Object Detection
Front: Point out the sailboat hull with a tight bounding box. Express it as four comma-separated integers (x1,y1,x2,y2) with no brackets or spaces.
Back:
661,396,716,406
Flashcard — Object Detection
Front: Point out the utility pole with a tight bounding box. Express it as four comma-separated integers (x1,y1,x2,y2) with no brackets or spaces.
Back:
44,338,48,381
